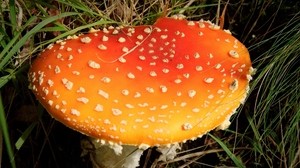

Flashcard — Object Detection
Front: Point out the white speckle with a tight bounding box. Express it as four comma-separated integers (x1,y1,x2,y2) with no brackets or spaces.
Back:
48,100,53,106
215,64,222,69
208,94,214,99
47,43,54,49
195,66,203,71
137,35,144,40
162,68,169,73
209,24,220,30
160,85,167,93
154,129,164,133
148,50,154,54
146,87,154,93
229,79,238,91
199,21,205,28
127,72,135,79
89,75,95,79
180,102,187,107
55,66,61,74
204,78,214,83
148,116,155,122
80,37,92,43
183,73,190,79
104,119,111,124
247,74,253,81
174,79,182,84
102,35,108,41
177,91,182,96
122,47,129,53
72,71,80,75
134,92,141,98
101,77,111,83
43,88,49,95
77,87,85,93
188,90,196,98
68,55,73,60
149,62,156,66
71,109,80,116
95,104,103,112
181,32,185,37
160,35,168,39
144,27,151,34
151,38,157,43
217,89,225,94
102,28,109,33
120,120,127,125
162,58,169,63
88,60,100,69
229,50,239,58
112,108,122,116
209,53,213,58
176,64,184,69
152,55,158,59
224,29,232,34
122,89,129,96
56,53,62,59
98,89,109,99
139,55,146,60
139,47,144,52
136,66,143,71
182,123,193,130
118,57,126,63
125,104,135,109
149,71,157,77
66,47,72,51
192,108,200,113
138,103,148,107
160,105,168,109
118,37,126,43
47,80,54,87
98,44,107,50
61,78,73,90
187,21,195,26
77,97,89,104
112,29,119,34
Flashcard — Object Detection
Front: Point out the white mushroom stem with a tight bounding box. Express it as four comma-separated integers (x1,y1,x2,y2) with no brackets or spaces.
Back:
157,143,181,162
84,138,142,168
122,148,145,168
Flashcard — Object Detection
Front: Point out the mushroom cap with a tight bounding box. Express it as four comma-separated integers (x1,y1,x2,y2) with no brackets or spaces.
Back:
29,17,252,147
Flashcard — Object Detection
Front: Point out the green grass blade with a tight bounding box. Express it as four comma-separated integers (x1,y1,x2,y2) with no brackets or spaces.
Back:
0,93,16,168
0,16,37,61
0,12,78,71
0,75,13,89
208,133,245,168
9,0,17,35
15,122,38,150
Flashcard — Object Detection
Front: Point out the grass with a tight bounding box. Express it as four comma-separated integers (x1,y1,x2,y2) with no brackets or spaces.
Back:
1,0,300,167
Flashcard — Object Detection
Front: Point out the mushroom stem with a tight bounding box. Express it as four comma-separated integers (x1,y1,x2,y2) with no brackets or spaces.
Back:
83,138,142,168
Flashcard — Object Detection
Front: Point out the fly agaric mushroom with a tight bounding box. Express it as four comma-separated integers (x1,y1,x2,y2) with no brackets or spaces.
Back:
29,15,253,167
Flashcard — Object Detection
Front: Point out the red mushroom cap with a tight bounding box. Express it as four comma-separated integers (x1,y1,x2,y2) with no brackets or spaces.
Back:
29,16,253,147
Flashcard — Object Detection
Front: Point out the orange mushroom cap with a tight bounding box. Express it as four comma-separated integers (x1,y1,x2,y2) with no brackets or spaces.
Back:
29,16,253,147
